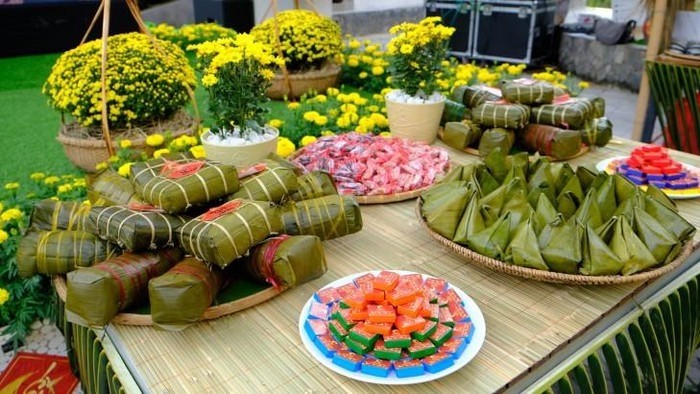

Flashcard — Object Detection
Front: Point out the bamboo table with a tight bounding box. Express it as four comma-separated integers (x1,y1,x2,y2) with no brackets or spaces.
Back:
68,137,700,393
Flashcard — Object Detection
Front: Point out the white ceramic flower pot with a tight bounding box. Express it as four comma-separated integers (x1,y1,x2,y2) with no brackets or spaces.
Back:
201,128,279,169
385,92,446,144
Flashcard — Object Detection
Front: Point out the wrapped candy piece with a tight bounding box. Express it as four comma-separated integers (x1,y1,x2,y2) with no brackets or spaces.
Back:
242,234,327,289
633,207,681,264
581,117,613,147
421,182,473,240
66,248,183,327
529,98,595,129
506,216,549,270
644,195,695,242
478,129,515,158
533,194,558,235
538,214,582,274
466,212,511,260
571,190,603,230
280,195,362,241
520,124,582,160
290,171,338,202
473,102,530,129
139,160,239,213
452,191,485,244
452,85,501,108
29,199,91,232
441,99,470,125
442,120,482,150
177,199,283,268
88,205,190,252
229,164,299,204
556,175,585,219
17,230,121,278
580,224,623,275
502,80,555,105
88,169,144,207
149,257,224,331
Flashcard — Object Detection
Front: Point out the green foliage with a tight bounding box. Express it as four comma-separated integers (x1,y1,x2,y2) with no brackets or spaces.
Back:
148,22,238,50
339,36,390,94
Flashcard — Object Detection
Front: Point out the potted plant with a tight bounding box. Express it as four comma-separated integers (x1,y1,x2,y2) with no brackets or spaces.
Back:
189,34,283,168
385,17,455,144
250,9,343,100
44,32,197,172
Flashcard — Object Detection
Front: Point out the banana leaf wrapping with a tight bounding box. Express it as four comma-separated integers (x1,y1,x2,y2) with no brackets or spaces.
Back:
591,97,606,118
441,99,470,125
530,98,595,129
149,257,224,331
243,234,327,289
502,81,555,105
453,85,501,108
420,182,473,240
139,161,240,213
177,199,283,268
290,171,337,201
66,248,184,327
538,214,581,274
442,121,482,150
265,153,304,176
520,124,582,160
632,206,681,264
129,153,194,195
473,102,530,129
580,117,613,147
88,206,190,251
30,199,91,232
17,230,121,277
280,195,362,241
580,223,624,276
88,170,143,207
465,212,511,260
453,191,485,244
644,195,696,242
505,217,549,270
229,164,299,204
478,128,515,158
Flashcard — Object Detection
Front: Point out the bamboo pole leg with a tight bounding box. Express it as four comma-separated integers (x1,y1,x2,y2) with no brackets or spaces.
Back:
100,0,114,157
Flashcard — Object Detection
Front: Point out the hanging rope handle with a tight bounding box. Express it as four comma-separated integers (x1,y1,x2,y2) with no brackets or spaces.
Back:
79,0,201,158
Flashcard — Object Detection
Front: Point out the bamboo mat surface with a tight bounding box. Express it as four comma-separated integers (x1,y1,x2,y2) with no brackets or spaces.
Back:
105,138,700,393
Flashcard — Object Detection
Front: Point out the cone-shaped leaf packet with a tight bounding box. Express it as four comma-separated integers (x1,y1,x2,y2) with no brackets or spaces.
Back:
502,187,533,236
612,188,645,223
554,163,576,195
534,193,558,235
441,164,478,184
575,165,599,193
591,174,616,223
476,166,500,196
598,216,658,276
243,234,327,289
539,214,582,274
580,224,623,275
632,207,681,264
280,195,363,241
556,174,585,219
466,212,511,260
66,248,184,327
527,160,556,209
644,195,696,243
645,183,676,211
479,182,508,226
290,171,338,201
613,173,637,204
502,165,529,196
443,120,482,150
478,129,515,158
30,199,91,232
572,190,603,230
149,257,224,331
483,148,510,183
421,182,471,240
505,217,549,270
453,190,485,244
229,164,299,204
508,152,530,174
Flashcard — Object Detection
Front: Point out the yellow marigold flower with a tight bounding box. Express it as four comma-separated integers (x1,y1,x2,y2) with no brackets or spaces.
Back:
353,97,368,106
95,161,109,171
370,113,388,128
314,94,327,103
277,137,296,158
268,119,284,129
287,102,301,110
336,117,351,128
359,72,368,79
355,125,368,134
118,162,133,177
326,87,339,97
340,103,357,113
1,208,22,222
371,66,384,76
146,134,165,147
4,182,19,191
349,39,361,49
507,65,522,76
303,111,320,122
347,58,359,67
0,287,9,305
314,116,328,126
30,172,46,181
44,176,60,186
154,148,171,159
120,139,132,149
359,117,376,130
578,81,590,89
337,93,349,103
300,135,317,147
190,145,206,159
57,184,73,194
379,131,391,138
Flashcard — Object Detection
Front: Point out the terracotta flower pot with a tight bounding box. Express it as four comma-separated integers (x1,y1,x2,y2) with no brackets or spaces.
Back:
385,92,446,144
200,128,279,169
266,63,341,100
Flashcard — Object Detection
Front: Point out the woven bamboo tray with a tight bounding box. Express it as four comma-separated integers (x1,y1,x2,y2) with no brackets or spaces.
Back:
415,199,696,285
53,275,286,326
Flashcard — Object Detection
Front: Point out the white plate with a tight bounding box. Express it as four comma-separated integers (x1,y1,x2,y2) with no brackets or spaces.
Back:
298,270,486,385
596,156,700,200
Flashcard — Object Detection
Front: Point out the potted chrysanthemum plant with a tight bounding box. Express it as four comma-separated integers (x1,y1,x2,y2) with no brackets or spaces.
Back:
250,9,343,100
385,17,455,143
189,34,284,168
43,32,197,172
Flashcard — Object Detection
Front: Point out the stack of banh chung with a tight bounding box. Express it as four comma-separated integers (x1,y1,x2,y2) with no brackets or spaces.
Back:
441,79,612,159
18,154,363,331
420,151,695,276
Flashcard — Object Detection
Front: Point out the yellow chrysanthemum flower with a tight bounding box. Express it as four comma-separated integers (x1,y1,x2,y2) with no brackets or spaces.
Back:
326,87,340,97
120,139,132,149
118,162,133,177
0,287,9,305
190,145,206,159
153,148,171,159
146,134,165,147
1,208,22,222
30,172,46,181
303,111,321,122
371,66,384,76
314,116,328,126
287,102,301,110
300,136,317,147
4,182,19,190
277,137,296,158
44,176,60,186
57,184,73,194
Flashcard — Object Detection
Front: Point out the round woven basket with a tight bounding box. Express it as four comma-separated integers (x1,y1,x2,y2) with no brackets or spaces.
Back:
266,63,341,100
53,276,286,326
415,199,696,285
56,111,198,173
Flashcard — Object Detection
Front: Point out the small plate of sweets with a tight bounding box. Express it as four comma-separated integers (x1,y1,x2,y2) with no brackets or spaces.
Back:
597,144,700,199
298,270,486,384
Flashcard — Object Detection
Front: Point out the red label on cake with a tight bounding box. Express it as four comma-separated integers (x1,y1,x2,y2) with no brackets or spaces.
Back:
126,202,165,212
552,94,574,105
238,162,268,178
160,160,205,179
201,200,244,221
